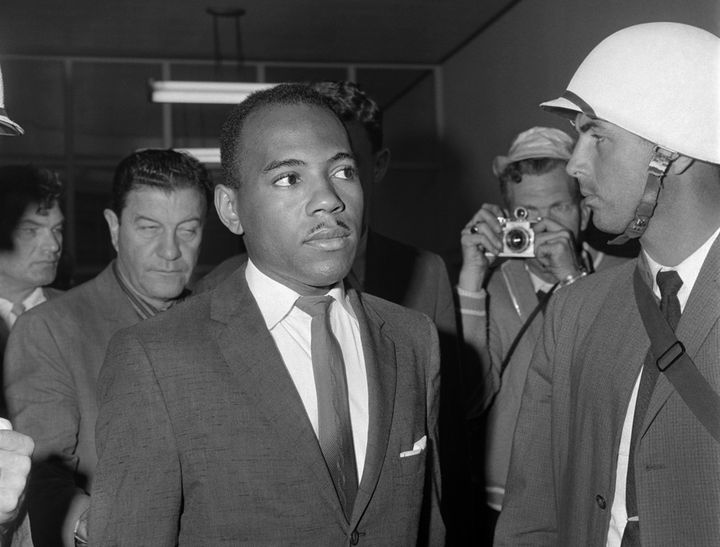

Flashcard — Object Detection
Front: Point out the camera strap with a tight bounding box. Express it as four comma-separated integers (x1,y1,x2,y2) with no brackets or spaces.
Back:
633,267,720,443
499,281,560,377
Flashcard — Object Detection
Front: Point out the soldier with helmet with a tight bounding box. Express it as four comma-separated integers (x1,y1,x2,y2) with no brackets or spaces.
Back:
495,22,720,546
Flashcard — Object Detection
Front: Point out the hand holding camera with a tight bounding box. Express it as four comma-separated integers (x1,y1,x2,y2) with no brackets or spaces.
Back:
459,203,505,292
532,216,585,282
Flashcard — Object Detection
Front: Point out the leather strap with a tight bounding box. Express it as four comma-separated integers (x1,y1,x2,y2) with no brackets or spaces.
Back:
499,281,559,377
633,268,720,443
609,146,678,245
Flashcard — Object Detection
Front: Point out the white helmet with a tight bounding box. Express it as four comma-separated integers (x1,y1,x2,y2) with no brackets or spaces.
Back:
541,22,720,164
0,64,23,136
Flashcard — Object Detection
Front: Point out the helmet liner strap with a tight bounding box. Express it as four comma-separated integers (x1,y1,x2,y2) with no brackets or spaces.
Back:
608,146,679,245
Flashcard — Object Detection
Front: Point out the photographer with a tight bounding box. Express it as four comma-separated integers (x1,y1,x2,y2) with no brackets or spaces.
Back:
457,127,625,540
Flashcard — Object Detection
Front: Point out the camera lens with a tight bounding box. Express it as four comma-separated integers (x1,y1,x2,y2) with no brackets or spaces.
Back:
505,228,530,252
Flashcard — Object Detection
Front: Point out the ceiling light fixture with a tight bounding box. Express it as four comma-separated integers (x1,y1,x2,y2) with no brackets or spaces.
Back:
176,147,221,165
149,80,276,104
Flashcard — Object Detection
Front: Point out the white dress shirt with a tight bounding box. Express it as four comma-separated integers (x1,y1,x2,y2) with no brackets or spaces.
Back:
245,259,369,480
0,287,48,330
607,226,720,546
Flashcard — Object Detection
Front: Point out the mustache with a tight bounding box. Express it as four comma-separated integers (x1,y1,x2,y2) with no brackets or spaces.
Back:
307,219,352,236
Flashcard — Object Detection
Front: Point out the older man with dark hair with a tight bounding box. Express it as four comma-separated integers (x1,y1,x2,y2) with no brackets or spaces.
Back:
5,149,210,547
89,83,444,546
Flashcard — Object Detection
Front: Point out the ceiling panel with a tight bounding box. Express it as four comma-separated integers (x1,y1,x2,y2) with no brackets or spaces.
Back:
1,0,519,64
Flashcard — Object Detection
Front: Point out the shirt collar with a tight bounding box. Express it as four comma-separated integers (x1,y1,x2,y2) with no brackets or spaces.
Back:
245,258,355,331
642,225,720,306
0,286,46,312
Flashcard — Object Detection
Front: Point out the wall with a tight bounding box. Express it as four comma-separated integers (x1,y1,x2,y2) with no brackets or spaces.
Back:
440,0,720,275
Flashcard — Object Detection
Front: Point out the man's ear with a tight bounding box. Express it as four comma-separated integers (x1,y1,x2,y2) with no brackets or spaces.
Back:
373,148,391,184
103,209,120,252
214,184,244,235
669,154,694,176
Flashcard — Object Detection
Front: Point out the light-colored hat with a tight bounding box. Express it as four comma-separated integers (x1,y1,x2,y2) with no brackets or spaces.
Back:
540,22,720,164
492,126,574,176
0,64,23,136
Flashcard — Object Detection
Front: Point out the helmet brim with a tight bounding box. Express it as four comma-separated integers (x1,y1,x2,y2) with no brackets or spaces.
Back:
539,96,584,119
0,115,24,136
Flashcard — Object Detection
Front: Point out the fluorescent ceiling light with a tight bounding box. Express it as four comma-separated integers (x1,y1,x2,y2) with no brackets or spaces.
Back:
150,81,276,104
176,147,221,165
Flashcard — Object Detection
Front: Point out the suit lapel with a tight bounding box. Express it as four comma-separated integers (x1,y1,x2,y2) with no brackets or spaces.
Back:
347,289,397,526
643,236,720,435
209,269,346,527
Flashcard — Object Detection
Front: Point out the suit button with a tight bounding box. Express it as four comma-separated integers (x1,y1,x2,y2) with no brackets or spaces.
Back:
596,494,607,510
350,530,360,545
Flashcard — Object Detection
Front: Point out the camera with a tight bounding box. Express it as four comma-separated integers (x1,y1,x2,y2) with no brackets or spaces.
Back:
498,206,538,258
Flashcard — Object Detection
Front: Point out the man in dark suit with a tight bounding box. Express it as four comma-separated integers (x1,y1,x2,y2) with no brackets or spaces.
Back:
89,84,444,545
5,149,210,546
495,23,720,546
195,80,466,542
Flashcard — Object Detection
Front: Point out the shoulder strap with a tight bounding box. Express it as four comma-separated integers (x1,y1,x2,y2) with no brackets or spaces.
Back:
499,283,558,377
633,268,720,443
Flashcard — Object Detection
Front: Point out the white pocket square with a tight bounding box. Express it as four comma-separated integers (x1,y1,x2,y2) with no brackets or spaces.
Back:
400,435,427,458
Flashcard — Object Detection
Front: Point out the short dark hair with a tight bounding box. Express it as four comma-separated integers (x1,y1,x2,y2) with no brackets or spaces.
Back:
219,84,340,189
311,81,383,152
0,165,62,251
110,149,211,216
498,158,580,206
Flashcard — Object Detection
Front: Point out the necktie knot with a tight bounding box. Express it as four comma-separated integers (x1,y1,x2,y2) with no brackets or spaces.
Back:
295,295,334,318
656,270,683,299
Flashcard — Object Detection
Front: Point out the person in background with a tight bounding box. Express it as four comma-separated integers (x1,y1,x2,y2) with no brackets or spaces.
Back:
458,126,628,541
4,149,210,546
495,23,720,546
89,84,444,545
0,166,64,393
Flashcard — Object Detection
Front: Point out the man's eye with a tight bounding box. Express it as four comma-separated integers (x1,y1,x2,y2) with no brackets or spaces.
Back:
178,227,198,239
333,166,357,181
138,225,159,233
274,173,299,187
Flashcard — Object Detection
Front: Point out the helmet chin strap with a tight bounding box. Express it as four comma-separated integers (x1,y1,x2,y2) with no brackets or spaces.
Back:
608,146,679,245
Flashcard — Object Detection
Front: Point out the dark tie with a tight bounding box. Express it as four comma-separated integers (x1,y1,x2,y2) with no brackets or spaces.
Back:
295,295,358,519
622,270,682,546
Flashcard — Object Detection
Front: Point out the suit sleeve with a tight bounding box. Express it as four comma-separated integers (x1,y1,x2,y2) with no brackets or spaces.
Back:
419,316,446,547
88,330,181,546
4,312,88,547
493,295,559,546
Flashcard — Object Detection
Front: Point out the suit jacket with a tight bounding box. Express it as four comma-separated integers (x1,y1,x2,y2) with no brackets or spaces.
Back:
483,253,630,508
0,287,62,416
4,264,141,546
89,266,445,546
194,233,466,542
495,237,720,546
